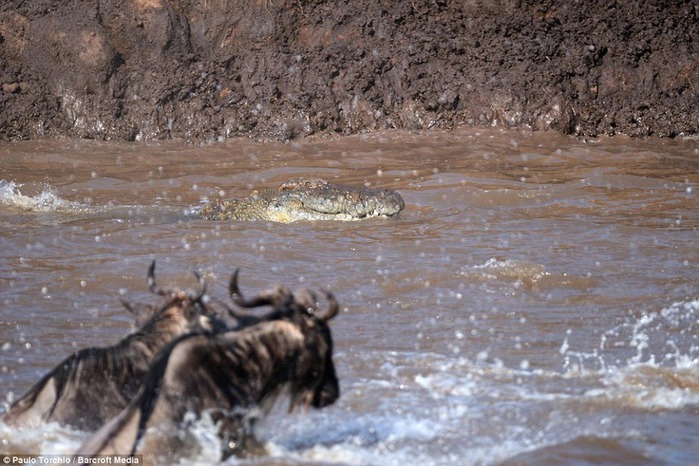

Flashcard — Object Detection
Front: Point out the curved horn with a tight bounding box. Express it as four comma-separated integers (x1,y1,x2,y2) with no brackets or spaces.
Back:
316,290,339,321
190,270,207,302
228,269,243,301
229,269,289,308
147,260,167,296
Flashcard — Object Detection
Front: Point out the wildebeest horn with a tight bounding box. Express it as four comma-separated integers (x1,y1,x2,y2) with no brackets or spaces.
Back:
147,260,168,296
229,269,290,308
120,298,136,314
228,269,244,301
316,291,339,321
190,270,207,301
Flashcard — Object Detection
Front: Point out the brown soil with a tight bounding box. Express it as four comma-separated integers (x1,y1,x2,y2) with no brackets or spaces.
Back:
1,0,697,142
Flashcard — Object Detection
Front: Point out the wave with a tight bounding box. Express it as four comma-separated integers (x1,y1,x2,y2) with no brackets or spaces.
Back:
562,298,699,410
216,299,698,464
0,179,188,221
562,298,699,373
0,421,84,456
3,299,696,465
459,258,596,291
0,180,90,213
247,299,699,465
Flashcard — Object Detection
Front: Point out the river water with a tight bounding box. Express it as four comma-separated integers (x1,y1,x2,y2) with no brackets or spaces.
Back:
0,129,697,465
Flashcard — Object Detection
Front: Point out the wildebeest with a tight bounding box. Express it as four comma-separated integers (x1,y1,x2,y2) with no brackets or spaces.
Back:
0,261,223,431
76,284,340,461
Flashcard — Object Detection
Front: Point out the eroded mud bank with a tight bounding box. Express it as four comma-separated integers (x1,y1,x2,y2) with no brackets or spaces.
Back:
1,0,697,142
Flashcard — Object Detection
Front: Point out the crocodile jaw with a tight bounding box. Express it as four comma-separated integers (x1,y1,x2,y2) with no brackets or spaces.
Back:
265,200,399,222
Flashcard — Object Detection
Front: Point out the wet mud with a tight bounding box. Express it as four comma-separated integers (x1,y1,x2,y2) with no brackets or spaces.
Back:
1,0,698,142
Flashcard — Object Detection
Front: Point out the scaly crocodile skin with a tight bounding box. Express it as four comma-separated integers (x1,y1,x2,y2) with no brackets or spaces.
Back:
199,178,405,222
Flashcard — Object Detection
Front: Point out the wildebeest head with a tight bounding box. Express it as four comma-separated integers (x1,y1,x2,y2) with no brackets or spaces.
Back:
227,270,340,409
287,287,340,411
122,260,226,335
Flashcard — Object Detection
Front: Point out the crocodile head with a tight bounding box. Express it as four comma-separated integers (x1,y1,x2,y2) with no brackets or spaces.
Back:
200,178,405,222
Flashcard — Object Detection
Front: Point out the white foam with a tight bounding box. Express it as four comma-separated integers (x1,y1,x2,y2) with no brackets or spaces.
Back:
562,298,699,410
3,300,697,465
460,258,552,291
0,420,85,455
253,410,447,466
565,299,699,371
0,179,87,213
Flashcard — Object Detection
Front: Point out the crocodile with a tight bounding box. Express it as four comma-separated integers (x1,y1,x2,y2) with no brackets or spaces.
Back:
199,178,405,222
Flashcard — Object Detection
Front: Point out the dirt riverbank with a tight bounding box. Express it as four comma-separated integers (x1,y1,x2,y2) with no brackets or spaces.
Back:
1,0,697,142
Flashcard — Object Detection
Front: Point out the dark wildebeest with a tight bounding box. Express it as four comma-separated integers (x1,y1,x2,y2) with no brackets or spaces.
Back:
76,281,340,462
0,261,223,431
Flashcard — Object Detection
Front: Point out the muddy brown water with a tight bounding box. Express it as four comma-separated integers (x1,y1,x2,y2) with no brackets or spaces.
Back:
0,129,698,465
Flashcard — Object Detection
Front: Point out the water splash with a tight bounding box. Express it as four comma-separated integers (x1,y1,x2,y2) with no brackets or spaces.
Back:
468,258,550,288
562,299,699,411
0,180,87,213
0,420,84,456
459,258,593,292
563,299,699,373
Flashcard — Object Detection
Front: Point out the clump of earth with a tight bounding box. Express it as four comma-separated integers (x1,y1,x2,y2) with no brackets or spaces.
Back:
1,0,697,142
